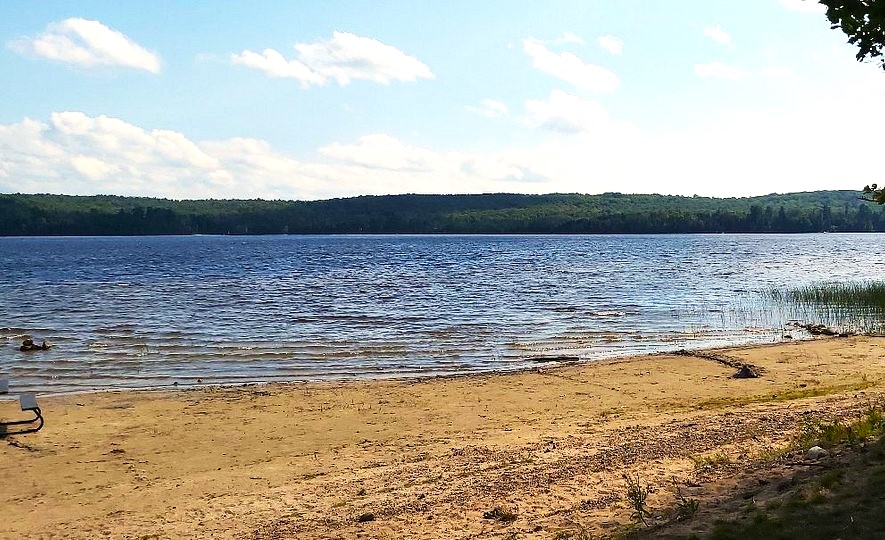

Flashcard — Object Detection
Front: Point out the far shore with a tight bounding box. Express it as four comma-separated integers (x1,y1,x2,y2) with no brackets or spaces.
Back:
3,336,885,538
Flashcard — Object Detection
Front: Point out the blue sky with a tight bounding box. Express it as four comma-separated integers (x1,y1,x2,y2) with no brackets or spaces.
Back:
1,0,883,200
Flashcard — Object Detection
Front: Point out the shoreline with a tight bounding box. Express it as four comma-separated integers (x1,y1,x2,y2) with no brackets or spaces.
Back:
4,333,802,398
3,336,884,538
5,232,884,238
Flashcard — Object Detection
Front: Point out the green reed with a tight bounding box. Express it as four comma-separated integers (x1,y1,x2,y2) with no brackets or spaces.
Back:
764,281,885,335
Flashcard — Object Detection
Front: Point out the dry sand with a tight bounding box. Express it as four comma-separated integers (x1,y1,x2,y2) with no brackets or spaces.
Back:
2,336,885,539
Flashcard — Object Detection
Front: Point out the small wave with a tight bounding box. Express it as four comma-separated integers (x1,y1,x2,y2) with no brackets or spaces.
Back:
591,310,628,317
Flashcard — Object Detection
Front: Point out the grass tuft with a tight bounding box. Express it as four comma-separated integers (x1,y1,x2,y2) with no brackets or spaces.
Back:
798,404,885,450
690,451,732,469
623,473,653,527
674,493,700,521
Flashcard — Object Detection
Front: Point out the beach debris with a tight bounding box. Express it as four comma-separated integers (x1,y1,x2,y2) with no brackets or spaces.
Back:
19,338,50,352
806,446,829,460
526,355,580,364
483,507,517,523
793,323,856,337
356,512,375,523
733,365,761,379
674,349,762,379
804,324,838,336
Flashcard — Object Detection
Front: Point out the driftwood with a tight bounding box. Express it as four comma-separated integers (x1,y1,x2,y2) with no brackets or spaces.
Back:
674,349,762,379
526,355,581,364
793,323,855,338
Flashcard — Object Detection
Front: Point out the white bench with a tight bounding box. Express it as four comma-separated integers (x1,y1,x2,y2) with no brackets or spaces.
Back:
0,381,44,436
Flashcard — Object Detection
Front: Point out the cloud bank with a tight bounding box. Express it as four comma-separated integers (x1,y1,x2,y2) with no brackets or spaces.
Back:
5,88,885,202
0,112,546,200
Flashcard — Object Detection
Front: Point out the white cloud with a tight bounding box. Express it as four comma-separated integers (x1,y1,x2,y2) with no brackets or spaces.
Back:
320,134,446,172
467,99,509,118
229,49,323,84
597,35,623,55
694,61,746,79
0,112,301,199
8,18,161,73
231,31,433,88
525,90,611,134
557,32,585,45
50,112,220,169
318,134,545,184
523,39,620,93
703,25,734,47
70,155,119,180
778,0,827,13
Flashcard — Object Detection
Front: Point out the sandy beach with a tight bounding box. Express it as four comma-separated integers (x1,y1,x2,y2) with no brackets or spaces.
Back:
3,336,885,539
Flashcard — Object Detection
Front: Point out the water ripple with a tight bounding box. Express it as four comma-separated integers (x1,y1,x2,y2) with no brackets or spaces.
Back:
2,234,885,393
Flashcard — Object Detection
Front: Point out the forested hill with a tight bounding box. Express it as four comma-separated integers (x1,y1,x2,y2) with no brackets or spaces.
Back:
1,190,883,236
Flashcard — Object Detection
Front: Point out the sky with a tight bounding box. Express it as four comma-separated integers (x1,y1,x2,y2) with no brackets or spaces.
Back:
1,0,884,200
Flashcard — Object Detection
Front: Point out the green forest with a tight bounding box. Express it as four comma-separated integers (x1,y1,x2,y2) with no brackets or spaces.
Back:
1,190,883,235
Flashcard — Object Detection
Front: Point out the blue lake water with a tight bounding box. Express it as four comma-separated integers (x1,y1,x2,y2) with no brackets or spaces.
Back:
2,234,885,394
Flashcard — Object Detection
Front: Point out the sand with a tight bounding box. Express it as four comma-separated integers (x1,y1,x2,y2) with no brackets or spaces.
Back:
2,336,885,539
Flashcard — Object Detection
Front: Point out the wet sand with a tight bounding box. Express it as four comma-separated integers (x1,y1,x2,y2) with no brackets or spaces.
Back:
2,336,885,539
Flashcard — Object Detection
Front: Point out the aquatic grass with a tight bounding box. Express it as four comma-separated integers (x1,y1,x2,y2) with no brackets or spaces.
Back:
763,280,885,335
769,281,885,310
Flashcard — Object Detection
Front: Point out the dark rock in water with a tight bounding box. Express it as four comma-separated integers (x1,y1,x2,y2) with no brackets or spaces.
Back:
733,365,760,379
19,338,51,352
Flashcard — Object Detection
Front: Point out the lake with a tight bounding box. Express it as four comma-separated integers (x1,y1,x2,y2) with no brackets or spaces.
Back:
3,234,885,393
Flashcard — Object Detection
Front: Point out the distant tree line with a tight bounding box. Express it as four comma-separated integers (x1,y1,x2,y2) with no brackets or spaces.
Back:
2,191,884,236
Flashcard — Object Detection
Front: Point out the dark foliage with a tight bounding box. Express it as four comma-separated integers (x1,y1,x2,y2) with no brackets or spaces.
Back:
1,191,883,236
863,183,885,204
821,0,885,70
818,2,884,199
